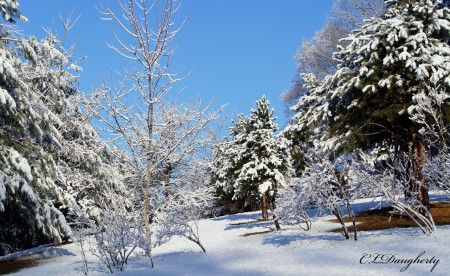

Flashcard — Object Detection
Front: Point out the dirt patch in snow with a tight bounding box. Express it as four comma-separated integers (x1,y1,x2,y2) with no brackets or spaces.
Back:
230,219,265,226
0,255,55,275
329,201,450,232
241,230,272,237
0,241,73,275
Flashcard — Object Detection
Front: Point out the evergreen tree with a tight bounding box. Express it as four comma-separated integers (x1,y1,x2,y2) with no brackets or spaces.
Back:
214,97,291,221
0,0,27,24
0,19,73,255
289,0,450,210
0,5,124,255
213,115,253,213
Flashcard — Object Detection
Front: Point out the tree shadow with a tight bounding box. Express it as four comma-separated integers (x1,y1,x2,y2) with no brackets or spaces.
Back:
262,231,345,247
211,212,261,222
224,220,274,231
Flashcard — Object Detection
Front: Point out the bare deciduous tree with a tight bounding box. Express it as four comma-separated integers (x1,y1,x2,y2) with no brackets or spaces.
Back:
88,0,221,268
91,0,185,266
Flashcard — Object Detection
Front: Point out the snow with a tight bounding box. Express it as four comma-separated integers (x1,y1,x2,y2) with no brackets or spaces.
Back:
3,196,450,276
9,149,33,182
0,88,16,109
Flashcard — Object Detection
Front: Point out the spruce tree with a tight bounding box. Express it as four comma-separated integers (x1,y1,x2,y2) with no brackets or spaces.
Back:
289,0,450,210
214,97,291,221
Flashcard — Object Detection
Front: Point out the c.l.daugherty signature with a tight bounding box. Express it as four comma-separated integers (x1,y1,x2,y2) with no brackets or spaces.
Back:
360,251,440,272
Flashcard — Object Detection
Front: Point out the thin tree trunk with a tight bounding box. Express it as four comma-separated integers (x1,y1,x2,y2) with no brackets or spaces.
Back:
411,123,430,214
143,87,155,268
268,194,281,230
164,163,172,200
143,153,154,268
337,171,357,240
260,193,269,221
332,208,350,240
344,198,357,241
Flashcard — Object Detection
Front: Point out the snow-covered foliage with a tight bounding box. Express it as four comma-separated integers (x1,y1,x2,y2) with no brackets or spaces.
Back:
89,80,220,259
0,29,73,254
88,189,144,273
0,146,73,254
151,99,220,205
154,183,215,253
17,21,126,220
424,152,450,193
289,0,450,153
279,144,440,236
0,0,27,23
408,87,449,150
149,102,220,252
350,149,436,234
213,97,291,220
0,13,125,255
278,147,357,240
283,0,450,225
282,0,384,111
88,0,222,263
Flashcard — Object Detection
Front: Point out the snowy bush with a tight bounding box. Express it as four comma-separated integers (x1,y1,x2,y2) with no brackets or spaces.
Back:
88,190,144,273
153,185,215,253
278,148,357,240
350,149,436,234
424,152,450,193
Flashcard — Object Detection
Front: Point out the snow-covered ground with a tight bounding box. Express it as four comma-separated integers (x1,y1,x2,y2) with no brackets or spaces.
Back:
2,197,450,276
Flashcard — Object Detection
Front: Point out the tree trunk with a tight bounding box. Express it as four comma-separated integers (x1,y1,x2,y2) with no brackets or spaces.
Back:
143,90,155,268
143,153,154,268
260,193,269,221
411,123,430,214
332,208,350,240
268,194,281,230
164,163,172,200
337,171,357,240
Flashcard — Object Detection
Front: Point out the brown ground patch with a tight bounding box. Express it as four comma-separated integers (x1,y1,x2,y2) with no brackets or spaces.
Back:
241,230,272,237
0,256,52,275
230,219,265,226
329,202,450,233
0,241,72,275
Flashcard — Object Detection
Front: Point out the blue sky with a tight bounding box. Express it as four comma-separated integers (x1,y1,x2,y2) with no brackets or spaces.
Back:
17,0,334,128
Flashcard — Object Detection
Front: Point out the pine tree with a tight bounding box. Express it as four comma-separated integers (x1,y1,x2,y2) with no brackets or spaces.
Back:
0,0,27,24
0,23,74,255
289,0,450,210
214,97,291,222
0,7,124,255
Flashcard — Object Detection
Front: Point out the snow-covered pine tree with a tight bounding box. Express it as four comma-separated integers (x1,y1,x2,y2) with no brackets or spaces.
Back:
214,97,291,222
213,114,253,213
20,18,126,221
0,8,74,255
0,0,27,24
1,8,125,255
281,0,384,114
288,0,450,211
